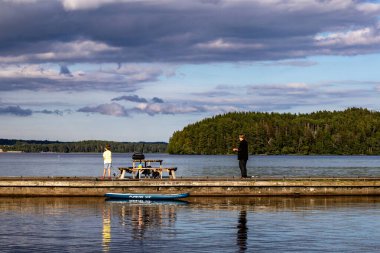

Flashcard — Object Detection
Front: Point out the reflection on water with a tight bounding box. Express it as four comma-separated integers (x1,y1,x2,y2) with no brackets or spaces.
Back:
1,197,380,252
237,209,248,253
107,199,180,241
102,206,111,252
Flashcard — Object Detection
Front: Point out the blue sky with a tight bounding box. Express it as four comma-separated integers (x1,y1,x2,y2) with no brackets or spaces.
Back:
1,0,380,142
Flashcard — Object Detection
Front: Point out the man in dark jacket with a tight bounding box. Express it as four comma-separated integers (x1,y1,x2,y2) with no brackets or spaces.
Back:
233,134,249,178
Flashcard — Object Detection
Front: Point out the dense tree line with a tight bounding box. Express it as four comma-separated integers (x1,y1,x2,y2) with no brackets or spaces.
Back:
168,108,380,155
0,140,167,153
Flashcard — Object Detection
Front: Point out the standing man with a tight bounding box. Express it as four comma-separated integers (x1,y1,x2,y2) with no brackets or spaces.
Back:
103,144,112,179
233,134,249,178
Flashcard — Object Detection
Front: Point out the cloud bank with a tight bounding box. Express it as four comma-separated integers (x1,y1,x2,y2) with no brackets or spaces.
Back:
0,105,67,116
0,64,164,92
2,0,380,121
1,0,380,65
0,106,32,116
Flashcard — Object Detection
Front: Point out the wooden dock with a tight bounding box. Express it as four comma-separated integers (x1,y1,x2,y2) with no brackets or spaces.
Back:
1,176,380,196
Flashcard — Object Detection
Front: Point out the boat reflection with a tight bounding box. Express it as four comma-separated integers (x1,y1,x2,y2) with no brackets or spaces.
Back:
106,199,188,241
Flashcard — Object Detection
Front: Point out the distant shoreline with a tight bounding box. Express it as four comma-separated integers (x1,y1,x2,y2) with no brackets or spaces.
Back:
0,139,168,153
0,150,23,153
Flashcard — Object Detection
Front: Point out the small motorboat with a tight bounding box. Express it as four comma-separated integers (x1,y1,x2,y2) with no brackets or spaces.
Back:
105,199,189,205
104,192,189,200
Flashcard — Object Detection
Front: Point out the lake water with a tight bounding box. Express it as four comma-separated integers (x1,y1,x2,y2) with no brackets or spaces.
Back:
1,153,380,178
1,153,380,252
1,196,380,252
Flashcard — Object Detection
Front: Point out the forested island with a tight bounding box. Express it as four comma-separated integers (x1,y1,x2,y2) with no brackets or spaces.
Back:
168,108,380,155
0,139,167,153
3,108,380,155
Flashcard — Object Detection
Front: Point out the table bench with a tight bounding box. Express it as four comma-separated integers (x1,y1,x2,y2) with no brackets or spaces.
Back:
132,159,163,168
118,167,177,179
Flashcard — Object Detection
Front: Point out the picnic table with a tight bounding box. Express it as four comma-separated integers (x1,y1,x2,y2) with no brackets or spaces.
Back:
118,159,177,179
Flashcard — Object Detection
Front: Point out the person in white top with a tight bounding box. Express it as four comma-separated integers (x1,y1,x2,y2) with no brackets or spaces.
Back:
102,144,112,179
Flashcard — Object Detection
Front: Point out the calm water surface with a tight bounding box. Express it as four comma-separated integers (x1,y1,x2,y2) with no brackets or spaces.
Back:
1,196,380,252
1,153,380,252
1,153,380,177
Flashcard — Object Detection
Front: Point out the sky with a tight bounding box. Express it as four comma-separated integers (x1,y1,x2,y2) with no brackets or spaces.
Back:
1,0,380,142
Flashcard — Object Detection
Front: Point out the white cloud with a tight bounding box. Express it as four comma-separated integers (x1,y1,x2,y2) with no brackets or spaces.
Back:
356,3,380,14
248,83,310,94
286,83,308,89
78,103,128,116
60,0,356,12
0,40,120,64
114,65,165,81
0,56,30,64
0,63,167,92
55,40,121,56
37,40,119,61
60,0,163,10
232,0,355,12
265,60,318,67
77,101,207,117
61,0,117,10
133,102,205,115
315,27,380,46
3,0,38,3
197,39,264,51
0,64,57,79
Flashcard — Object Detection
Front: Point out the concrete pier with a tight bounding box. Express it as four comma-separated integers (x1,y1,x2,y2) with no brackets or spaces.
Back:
1,177,380,196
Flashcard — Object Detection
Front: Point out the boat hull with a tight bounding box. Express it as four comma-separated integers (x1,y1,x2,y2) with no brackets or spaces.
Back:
105,199,189,205
104,192,189,200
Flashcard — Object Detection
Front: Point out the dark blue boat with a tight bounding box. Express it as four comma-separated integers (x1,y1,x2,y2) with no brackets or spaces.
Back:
105,199,189,205
104,192,190,200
